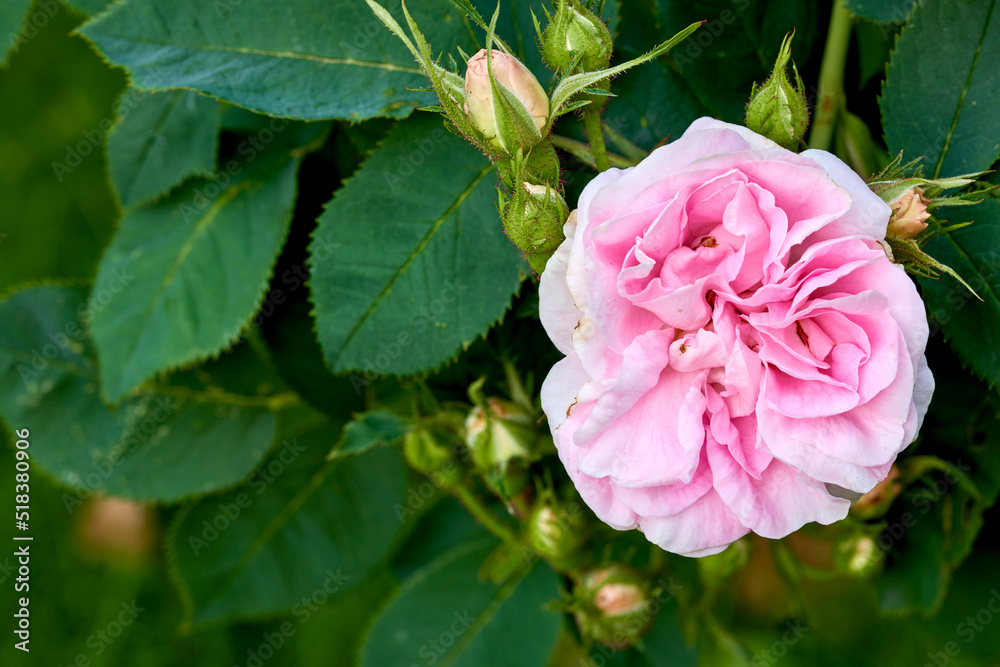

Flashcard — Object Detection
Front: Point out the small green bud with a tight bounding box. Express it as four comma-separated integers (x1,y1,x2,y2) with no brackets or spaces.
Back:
403,430,461,488
745,33,810,150
502,182,569,275
464,396,536,469
525,492,585,568
573,565,655,648
834,534,884,578
464,49,550,156
541,0,613,72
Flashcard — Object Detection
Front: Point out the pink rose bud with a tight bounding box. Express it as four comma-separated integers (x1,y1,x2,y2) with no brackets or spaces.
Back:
78,497,156,563
573,565,654,648
886,187,931,239
464,49,549,154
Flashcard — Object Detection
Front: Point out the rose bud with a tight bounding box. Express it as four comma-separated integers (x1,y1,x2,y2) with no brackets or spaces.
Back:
886,186,932,239
503,182,569,275
542,0,613,72
745,33,809,150
465,396,535,470
403,430,462,489
834,534,884,577
525,491,585,568
573,565,655,648
77,497,156,564
464,49,549,155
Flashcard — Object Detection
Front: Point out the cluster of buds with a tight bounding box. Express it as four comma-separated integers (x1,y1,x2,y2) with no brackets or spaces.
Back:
745,33,809,150
366,0,702,274
571,564,656,648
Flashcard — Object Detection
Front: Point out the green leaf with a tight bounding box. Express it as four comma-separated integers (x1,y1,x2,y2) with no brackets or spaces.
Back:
328,410,410,459
360,539,563,667
392,497,490,579
845,0,914,22
919,200,1000,384
0,0,32,63
65,0,116,16
259,291,368,418
607,0,819,150
881,0,1000,178
0,286,286,502
77,0,477,121
311,113,524,377
90,141,303,404
296,567,400,667
168,426,408,626
107,88,220,209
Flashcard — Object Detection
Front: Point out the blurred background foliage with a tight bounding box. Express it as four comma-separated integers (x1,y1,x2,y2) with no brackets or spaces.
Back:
1,0,999,665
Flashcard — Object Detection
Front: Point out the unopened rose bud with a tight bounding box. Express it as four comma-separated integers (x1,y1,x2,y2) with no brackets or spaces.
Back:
834,534,884,577
525,493,584,568
851,465,902,520
573,565,654,648
464,49,549,155
403,430,461,488
465,396,535,469
542,0,613,72
886,187,931,239
77,497,156,563
745,33,809,150
503,182,569,275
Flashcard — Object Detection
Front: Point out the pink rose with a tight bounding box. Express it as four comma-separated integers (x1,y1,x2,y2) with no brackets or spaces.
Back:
539,118,934,557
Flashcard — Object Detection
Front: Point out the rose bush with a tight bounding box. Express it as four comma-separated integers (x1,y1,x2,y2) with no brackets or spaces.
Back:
540,118,934,556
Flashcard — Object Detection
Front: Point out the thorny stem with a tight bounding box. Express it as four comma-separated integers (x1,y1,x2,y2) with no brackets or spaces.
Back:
584,107,612,172
808,0,852,151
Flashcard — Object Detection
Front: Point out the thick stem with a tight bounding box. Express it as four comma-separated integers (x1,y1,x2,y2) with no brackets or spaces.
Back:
807,0,852,151
453,485,517,542
584,107,612,172
551,134,634,169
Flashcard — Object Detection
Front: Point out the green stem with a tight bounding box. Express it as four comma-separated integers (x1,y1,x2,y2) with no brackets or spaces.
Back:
550,134,635,169
807,0,852,151
584,107,612,172
453,485,517,542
